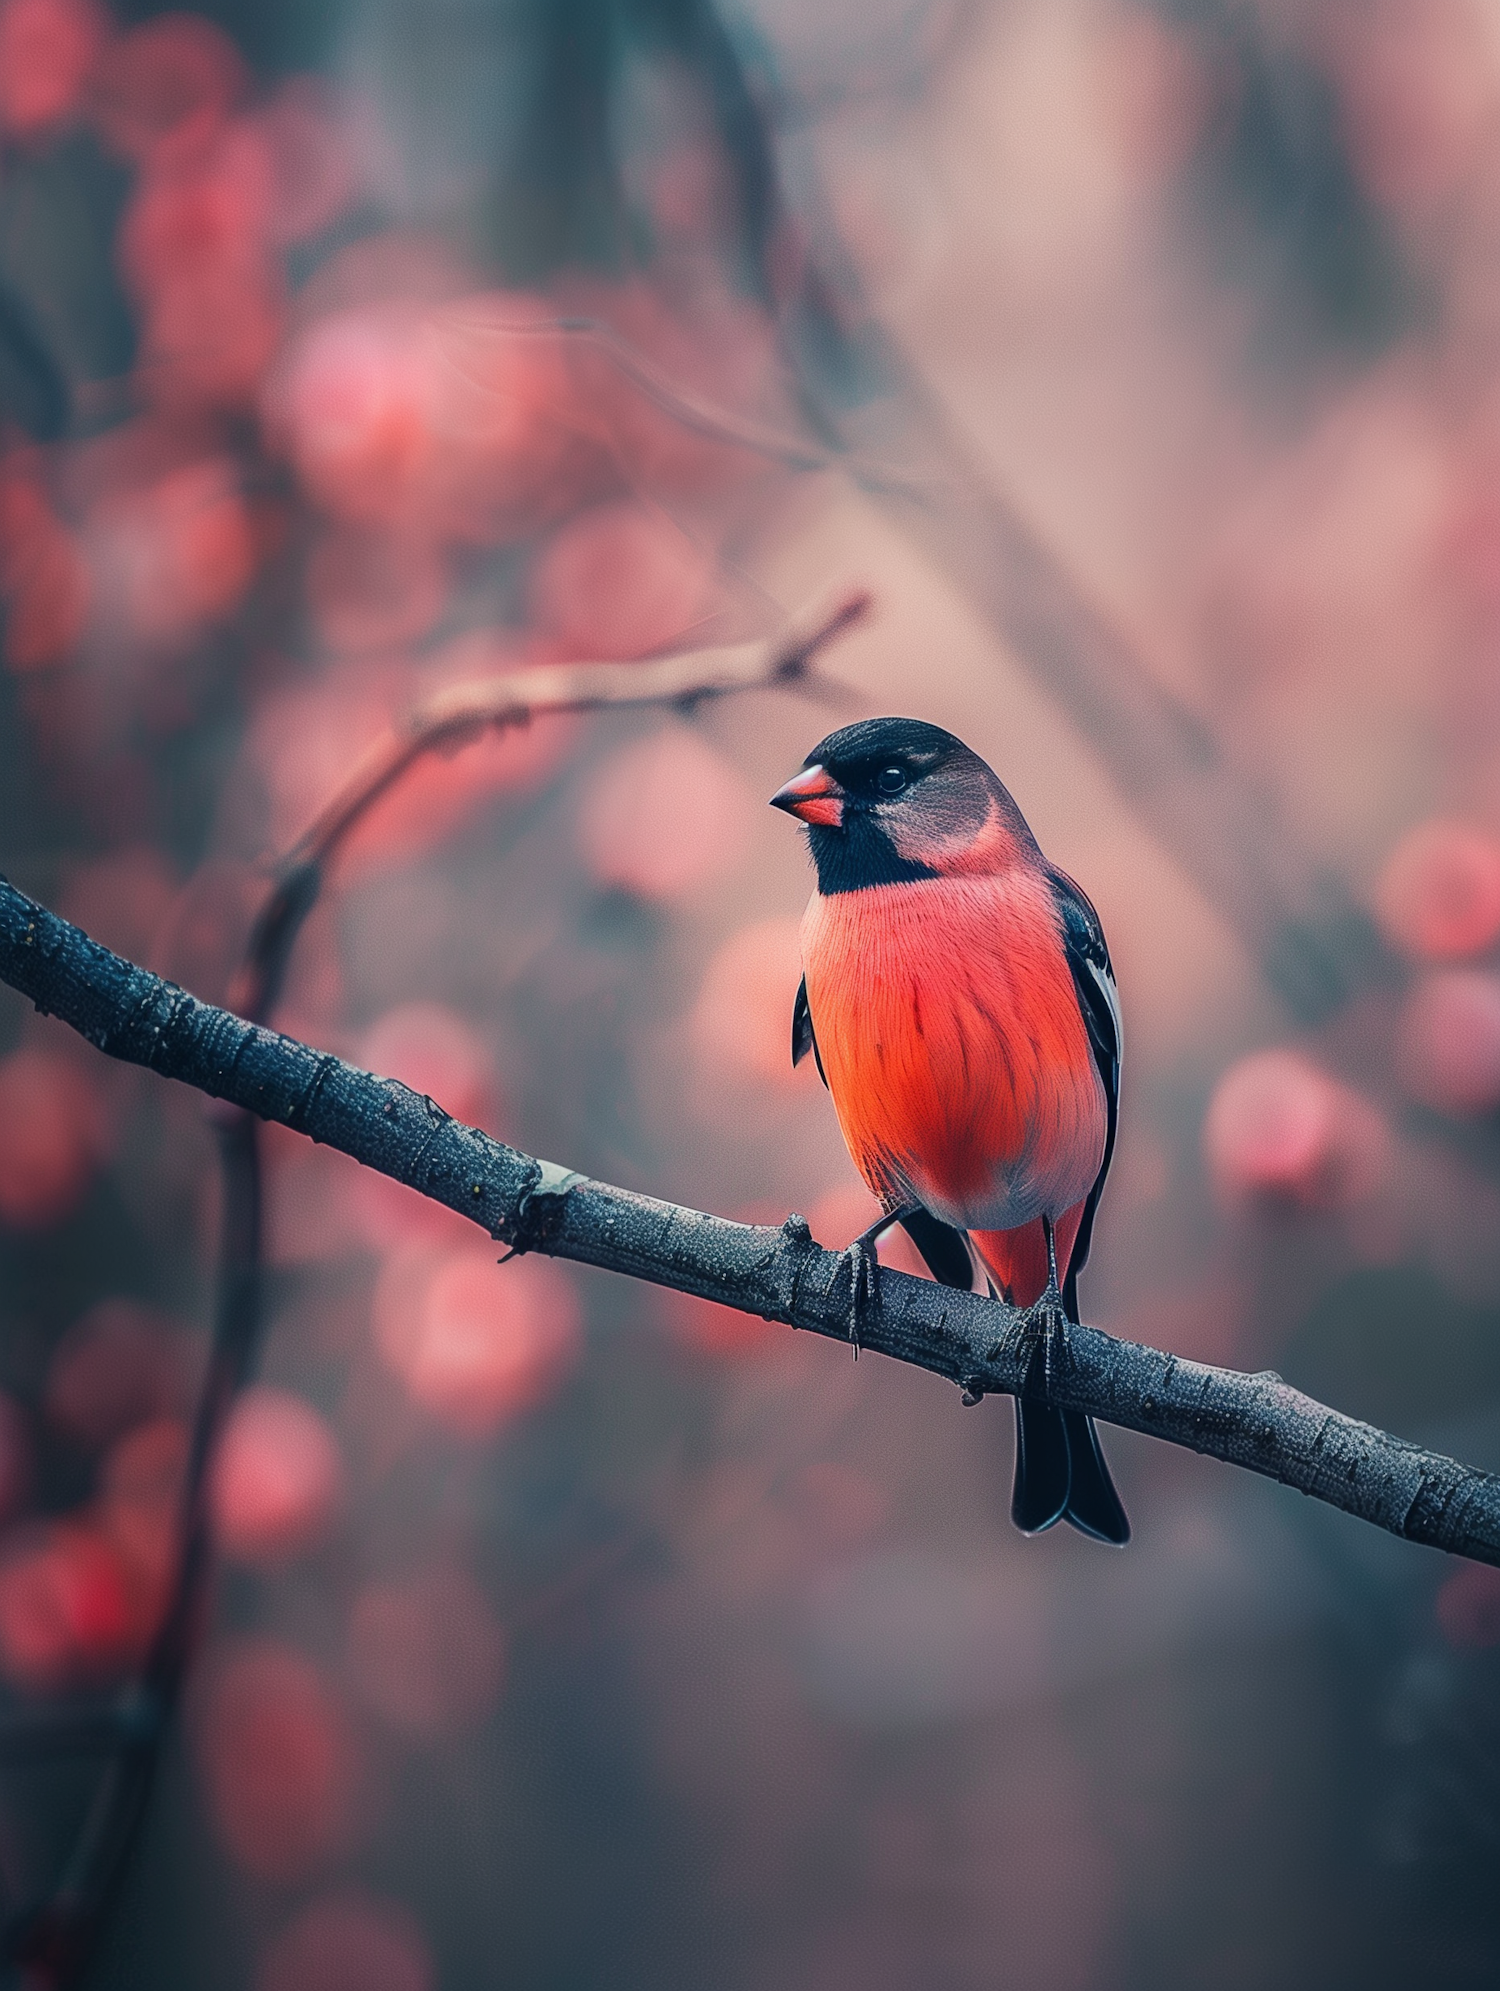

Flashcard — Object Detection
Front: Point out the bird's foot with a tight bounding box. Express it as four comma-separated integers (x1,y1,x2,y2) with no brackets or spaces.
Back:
1017,1285,1069,1399
844,1232,875,1359
1016,1216,1069,1400
842,1203,919,1359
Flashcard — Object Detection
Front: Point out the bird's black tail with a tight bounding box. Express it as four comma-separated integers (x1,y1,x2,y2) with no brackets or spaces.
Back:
897,1209,1130,1546
1011,1257,1129,1543
1011,1396,1130,1543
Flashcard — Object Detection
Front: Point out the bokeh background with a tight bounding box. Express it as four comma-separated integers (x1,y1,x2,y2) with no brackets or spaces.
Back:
4,0,1500,1985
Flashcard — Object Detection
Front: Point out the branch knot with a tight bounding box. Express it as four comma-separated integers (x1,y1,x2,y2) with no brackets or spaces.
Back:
500,1157,583,1259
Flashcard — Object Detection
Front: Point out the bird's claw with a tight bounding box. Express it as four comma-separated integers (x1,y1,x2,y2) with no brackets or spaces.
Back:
1018,1285,1068,1399
1017,1215,1069,1401
840,1203,917,1360
845,1233,876,1357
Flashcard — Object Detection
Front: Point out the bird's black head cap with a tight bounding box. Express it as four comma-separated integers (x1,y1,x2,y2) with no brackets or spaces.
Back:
803,717,972,797
772,715,1037,894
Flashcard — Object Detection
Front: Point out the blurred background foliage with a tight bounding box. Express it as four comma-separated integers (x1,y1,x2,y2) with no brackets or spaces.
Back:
4,0,1500,1985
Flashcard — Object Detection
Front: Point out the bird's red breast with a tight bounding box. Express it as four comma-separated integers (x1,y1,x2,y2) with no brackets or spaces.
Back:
801,866,1107,1251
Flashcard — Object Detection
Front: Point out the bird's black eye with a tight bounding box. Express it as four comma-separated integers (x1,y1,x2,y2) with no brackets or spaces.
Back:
876,765,907,795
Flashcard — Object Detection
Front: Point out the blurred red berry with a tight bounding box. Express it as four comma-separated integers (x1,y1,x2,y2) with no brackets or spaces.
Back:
98,1415,187,1635
89,458,257,644
93,13,246,168
1375,819,1500,961
0,0,104,141
346,1564,503,1737
0,1047,112,1230
306,527,449,654
210,1387,343,1567
268,309,440,526
256,1892,433,1991
0,1522,134,1691
1204,1050,1389,1210
137,268,283,414
1436,1561,1500,1648
578,725,757,901
1396,968,1500,1114
254,76,356,246
421,294,607,542
270,293,596,543
373,1248,581,1438
117,129,272,298
0,470,90,672
46,1299,188,1448
529,502,716,660
114,111,283,412
193,1640,359,1881
0,525,90,669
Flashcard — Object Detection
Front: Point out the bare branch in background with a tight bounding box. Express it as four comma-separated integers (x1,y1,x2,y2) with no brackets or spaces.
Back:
0,598,864,1986
428,281,1390,1043
606,0,1399,1025
1,877,1496,1573
790,311,1402,1023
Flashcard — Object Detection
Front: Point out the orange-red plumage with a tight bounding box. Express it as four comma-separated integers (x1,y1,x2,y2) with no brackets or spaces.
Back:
970,1203,1086,1312
801,872,1105,1305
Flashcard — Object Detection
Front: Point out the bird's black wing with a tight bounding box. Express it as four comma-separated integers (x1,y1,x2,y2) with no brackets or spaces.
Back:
1048,868,1121,1317
1019,869,1129,1546
898,1207,976,1291
791,975,827,1086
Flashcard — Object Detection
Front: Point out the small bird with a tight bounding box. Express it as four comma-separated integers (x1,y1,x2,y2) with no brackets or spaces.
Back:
771,716,1129,1544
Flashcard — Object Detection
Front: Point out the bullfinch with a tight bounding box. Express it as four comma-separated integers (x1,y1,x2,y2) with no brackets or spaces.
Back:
771,717,1129,1544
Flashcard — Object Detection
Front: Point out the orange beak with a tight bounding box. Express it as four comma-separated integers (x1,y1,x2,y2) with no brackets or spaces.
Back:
769,764,845,828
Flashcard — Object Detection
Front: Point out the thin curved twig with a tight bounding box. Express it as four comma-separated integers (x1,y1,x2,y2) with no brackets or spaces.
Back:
435,309,930,492
236,592,867,1021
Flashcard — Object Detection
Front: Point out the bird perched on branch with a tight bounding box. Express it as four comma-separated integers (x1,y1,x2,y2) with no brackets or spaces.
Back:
771,717,1129,1544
